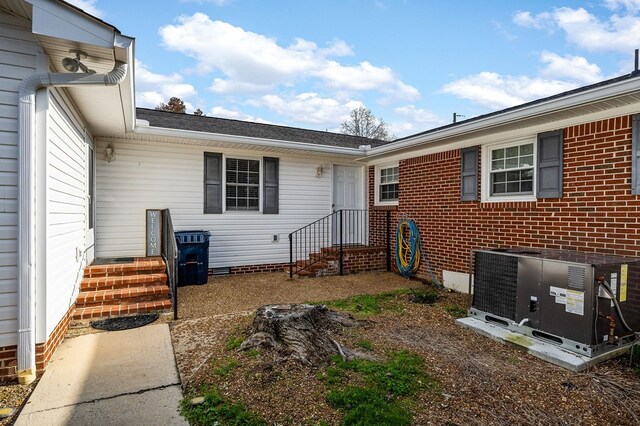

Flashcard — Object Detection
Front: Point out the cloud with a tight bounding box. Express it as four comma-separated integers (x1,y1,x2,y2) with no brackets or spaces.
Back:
442,72,577,110
65,0,104,18
158,13,418,100
441,51,603,110
208,106,271,124
604,0,640,12
135,60,197,109
250,92,363,126
513,6,640,53
539,51,603,84
390,106,447,137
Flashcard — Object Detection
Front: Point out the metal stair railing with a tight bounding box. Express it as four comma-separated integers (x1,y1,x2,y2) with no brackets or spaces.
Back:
161,209,178,320
288,209,391,277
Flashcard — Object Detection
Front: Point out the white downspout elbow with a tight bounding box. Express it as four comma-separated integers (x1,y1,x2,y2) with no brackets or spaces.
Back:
17,61,128,384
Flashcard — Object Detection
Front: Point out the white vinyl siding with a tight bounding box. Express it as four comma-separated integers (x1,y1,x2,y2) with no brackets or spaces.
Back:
45,89,90,338
0,13,38,347
94,138,345,268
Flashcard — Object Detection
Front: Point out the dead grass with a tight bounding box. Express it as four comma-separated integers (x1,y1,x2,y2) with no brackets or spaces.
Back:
171,272,640,425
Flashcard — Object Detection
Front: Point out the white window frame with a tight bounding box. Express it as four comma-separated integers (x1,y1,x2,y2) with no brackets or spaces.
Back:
223,154,263,213
482,138,537,203
374,163,399,206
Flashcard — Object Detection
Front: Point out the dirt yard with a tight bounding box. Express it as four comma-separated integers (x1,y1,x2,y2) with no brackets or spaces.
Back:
170,271,640,425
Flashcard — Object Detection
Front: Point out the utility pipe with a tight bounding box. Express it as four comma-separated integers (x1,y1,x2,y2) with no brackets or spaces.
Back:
17,61,128,384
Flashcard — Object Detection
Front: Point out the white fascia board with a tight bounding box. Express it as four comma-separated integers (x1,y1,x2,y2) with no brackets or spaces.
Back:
28,0,116,48
132,125,366,157
366,76,640,160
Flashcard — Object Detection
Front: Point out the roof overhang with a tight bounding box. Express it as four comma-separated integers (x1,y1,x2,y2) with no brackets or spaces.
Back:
26,0,135,135
363,75,640,164
125,121,368,158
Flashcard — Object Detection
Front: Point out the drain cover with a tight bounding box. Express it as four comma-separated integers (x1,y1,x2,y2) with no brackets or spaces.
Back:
91,313,159,331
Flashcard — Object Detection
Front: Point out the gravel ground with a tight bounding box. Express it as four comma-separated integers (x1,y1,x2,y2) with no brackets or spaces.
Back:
175,271,422,320
171,272,640,425
0,381,34,426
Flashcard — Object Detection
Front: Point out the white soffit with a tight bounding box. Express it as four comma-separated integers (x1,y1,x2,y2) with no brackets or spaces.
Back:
27,0,136,136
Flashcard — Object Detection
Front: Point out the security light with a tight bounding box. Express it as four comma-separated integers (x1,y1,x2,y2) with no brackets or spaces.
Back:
61,50,96,74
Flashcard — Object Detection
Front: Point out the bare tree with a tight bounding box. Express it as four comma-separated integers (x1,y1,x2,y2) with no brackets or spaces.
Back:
155,97,186,113
340,106,394,141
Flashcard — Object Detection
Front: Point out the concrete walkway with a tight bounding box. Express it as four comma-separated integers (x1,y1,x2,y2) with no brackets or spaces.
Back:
16,323,187,426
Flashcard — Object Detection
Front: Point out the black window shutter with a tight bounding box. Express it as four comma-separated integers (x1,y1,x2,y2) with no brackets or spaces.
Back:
204,152,222,214
460,146,478,201
537,130,563,199
263,157,279,214
633,114,640,195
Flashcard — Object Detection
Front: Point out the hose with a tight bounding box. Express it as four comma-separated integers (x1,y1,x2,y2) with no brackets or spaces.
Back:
600,281,635,333
395,219,443,288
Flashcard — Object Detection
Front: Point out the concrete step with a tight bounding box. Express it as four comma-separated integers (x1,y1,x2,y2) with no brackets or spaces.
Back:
75,285,170,308
83,257,165,278
72,299,173,321
80,273,168,291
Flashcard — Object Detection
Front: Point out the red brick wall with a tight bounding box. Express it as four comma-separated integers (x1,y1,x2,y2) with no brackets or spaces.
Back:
370,115,640,282
0,305,74,382
228,262,289,274
342,247,388,274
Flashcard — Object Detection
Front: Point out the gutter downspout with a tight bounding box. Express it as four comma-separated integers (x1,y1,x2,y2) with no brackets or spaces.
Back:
17,61,128,384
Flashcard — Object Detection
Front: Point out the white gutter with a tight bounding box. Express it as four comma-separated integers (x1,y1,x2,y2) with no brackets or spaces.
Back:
365,75,640,159
133,124,368,156
17,61,128,384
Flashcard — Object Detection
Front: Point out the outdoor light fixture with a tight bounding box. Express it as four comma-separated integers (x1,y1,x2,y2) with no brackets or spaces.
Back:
104,145,115,163
61,50,96,74
316,165,324,177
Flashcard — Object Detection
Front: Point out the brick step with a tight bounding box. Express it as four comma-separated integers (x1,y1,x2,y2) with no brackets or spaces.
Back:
83,257,165,278
80,273,168,291
72,299,173,321
296,259,327,270
309,252,338,262
75,285,170,308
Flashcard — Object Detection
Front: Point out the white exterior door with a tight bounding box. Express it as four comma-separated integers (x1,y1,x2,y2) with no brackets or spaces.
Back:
332,166,363,245
85,143,95,264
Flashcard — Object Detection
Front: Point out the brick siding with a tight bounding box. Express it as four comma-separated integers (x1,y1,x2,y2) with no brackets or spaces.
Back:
228,262,290,274
370,115,640,282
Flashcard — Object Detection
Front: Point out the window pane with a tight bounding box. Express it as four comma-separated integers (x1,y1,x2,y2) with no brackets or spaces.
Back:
507,182,519,192
493,182,506,194
491,159,504,170
380,183,399,201
493,172,506,183
505,146,518,158
520,143,533,155
520,155,533,167
492,149,504,160
505,157,519,169
521,169,533,180
521,181,533,192
506,171,520,181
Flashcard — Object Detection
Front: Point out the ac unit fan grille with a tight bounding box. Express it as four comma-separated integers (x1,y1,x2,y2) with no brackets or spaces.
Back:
473,252,518,320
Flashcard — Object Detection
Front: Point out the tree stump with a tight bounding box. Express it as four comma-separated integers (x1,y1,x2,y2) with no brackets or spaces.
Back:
239,304,364,366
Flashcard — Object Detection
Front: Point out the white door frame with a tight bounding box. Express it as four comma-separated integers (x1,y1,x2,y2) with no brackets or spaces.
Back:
331,164,366,245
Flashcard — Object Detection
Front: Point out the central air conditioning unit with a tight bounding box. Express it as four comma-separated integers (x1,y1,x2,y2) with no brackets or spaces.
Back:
470,248,640,357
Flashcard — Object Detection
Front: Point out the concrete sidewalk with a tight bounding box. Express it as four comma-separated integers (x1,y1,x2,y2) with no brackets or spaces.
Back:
16,323,187,425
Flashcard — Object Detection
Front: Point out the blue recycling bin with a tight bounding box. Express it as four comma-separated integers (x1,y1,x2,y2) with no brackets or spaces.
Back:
175,231,211,285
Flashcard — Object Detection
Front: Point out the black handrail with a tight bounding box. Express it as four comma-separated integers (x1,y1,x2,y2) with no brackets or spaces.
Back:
288,209,391,277
161,209,178,320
